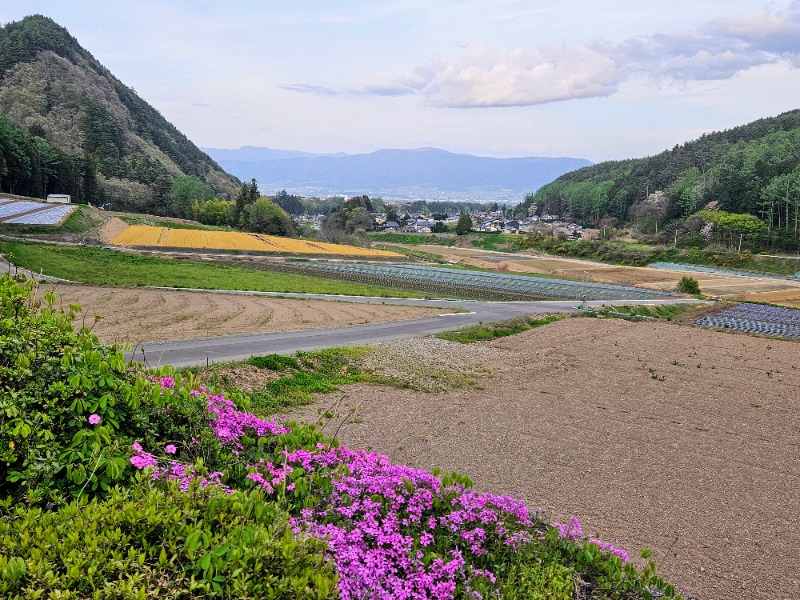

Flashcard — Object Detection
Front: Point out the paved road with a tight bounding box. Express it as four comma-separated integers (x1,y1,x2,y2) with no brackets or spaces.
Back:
129,294,706,368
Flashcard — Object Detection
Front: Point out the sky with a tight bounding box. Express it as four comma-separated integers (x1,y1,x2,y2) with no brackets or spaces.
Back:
2,1,800,162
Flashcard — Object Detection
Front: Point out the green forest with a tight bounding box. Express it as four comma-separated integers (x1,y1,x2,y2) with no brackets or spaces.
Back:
518,109,800,250
0,15,237,214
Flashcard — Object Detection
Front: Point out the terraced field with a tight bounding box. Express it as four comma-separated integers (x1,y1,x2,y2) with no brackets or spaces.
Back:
111,224,401,258
694,302,800,338
269,261,676,301
0,198,76,225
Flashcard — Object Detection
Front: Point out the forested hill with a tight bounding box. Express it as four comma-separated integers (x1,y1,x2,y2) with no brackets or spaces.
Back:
0,15,238,215
520,109,800,232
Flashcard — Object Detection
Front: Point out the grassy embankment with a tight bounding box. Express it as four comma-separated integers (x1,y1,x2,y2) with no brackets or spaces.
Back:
116,214,229,231
577,303,703,322
0,241,426,297
436,315,565,343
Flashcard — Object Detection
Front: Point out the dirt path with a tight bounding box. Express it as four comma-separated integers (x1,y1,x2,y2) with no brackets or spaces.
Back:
290,319,800,600
39,284,447,344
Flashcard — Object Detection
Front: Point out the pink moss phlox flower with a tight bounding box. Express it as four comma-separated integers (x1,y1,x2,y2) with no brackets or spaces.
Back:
165,444,177,455
281,446,542,599
88,413,101,425
554,516,629,562
589,538,630,562
554,516,584,541
130,376,632,596
207,395,290,446
129,442,158,470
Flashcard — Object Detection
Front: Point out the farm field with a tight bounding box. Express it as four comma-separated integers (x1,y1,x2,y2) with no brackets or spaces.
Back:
288,318,800,600
0,198,76,225
269,261,674,301
0,242,427,298
694,301,800,337
412,244,800,301
40,284,447,344
111,224,401,258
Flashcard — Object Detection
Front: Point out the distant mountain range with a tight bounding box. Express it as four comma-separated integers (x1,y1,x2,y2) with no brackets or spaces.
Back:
203,146,592,202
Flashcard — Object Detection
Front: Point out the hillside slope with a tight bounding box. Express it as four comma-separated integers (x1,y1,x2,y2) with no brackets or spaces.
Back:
521,109,800,237
0,15,238,214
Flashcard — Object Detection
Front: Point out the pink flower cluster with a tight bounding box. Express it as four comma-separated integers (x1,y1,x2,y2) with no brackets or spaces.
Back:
283,446,535,599
130,377,631,597
554,516,629,562
131,441,226,492
206,393,290,447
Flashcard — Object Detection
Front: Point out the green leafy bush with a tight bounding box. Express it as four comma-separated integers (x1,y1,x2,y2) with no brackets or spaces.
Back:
0,275,214,506
0,479,337,599
248,353,300,371
676,276,701,294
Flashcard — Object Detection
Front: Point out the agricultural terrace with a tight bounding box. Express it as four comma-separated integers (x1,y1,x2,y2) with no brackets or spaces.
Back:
268,261,676,301
112,224,401,258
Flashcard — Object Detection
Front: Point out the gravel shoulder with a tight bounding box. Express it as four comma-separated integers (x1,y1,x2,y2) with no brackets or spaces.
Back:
289,319,800,600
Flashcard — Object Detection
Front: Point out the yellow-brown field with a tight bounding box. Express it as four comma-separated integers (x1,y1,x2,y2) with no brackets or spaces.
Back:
111,225,401,257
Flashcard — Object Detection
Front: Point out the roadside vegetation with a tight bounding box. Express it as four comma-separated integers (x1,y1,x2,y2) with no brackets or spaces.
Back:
0,241,424,297
579,304,703,322
437,315,565,343
190,340,491,415
0,274,681,598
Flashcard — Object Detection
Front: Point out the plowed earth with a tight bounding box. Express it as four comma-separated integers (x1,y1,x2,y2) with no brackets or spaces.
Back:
40,284,445,344
290,318,800,600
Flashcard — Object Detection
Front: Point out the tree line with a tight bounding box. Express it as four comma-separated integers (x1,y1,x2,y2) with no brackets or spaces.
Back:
515,110,800,250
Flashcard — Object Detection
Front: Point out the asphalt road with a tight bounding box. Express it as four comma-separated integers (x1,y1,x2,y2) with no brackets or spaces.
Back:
129,294,705,368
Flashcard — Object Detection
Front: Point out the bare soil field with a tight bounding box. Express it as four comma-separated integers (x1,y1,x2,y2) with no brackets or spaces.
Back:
290,319,800,600
40,284,446,344
96,216,128,243
422,245,800,300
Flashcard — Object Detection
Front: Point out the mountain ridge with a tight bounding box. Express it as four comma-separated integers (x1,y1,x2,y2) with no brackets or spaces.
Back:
203,146,592,201
0,15,238,214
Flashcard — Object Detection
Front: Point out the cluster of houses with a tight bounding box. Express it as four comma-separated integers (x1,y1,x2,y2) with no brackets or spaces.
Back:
375,210,596,240
296,208,598,240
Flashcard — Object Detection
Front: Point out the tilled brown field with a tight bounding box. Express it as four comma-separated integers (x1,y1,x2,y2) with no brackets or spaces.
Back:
290,319,800,600
41,284,446,344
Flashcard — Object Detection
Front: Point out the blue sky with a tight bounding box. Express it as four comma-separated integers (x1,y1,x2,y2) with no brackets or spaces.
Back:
2,1,800,161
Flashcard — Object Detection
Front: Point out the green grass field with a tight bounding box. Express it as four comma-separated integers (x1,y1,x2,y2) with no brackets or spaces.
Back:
0,241,427,297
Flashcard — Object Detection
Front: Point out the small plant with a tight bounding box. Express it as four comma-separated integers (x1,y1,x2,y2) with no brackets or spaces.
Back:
248,353,300,371
676,275,701,294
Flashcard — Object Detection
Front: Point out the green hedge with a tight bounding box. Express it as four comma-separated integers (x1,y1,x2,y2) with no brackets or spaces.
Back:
0,275,233,506
0,480,337,599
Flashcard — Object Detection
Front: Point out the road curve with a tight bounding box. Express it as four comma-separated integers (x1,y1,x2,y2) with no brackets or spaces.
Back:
129,293,705,368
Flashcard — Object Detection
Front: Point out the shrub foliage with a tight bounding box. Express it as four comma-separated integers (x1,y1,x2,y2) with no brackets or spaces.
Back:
0,274,682,599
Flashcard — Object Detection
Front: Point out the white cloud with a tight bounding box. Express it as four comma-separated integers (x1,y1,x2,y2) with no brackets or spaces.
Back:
284,2,800,108
418,45,622,107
